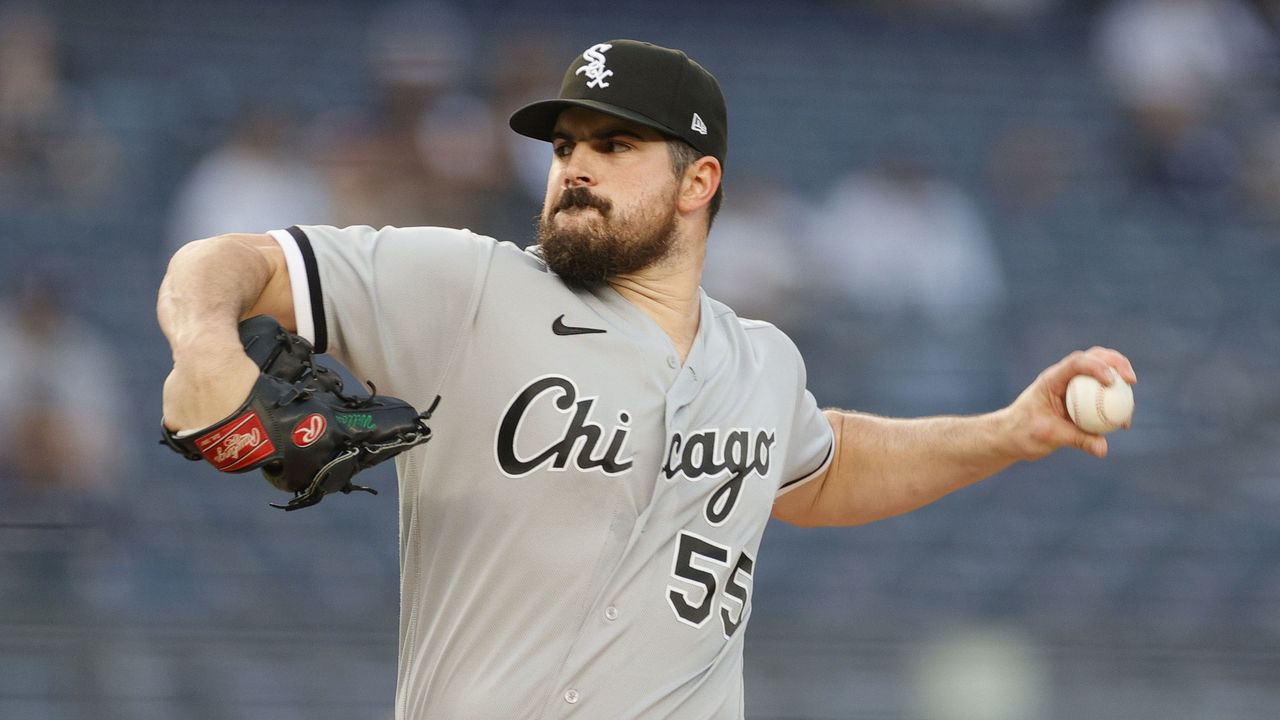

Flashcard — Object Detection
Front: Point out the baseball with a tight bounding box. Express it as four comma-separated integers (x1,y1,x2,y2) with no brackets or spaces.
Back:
1065,367,1134,435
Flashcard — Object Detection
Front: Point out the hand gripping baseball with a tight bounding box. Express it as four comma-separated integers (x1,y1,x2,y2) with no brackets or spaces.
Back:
161,316,439,510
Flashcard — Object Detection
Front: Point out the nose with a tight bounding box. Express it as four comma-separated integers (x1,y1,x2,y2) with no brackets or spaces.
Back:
559,146,595,188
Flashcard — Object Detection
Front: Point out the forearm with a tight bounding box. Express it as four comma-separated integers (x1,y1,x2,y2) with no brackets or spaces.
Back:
157,235,275,352
157,235,283,430
783,408,1021,527
774,348,1136,528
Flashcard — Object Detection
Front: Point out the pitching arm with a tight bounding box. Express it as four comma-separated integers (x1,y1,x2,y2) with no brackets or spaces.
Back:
157,233,295,432
772,347,1135,528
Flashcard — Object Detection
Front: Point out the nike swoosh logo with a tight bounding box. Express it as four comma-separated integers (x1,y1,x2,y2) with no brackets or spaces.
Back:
552,314,607,336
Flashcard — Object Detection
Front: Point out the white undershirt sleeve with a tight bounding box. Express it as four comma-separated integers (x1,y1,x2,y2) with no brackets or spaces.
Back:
268,228,314,345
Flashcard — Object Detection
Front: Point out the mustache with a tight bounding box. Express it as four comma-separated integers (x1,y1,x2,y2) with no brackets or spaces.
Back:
553,186,612,215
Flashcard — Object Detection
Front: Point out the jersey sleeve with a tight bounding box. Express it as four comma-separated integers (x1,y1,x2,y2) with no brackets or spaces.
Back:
268,224,495,400
775,346,835,498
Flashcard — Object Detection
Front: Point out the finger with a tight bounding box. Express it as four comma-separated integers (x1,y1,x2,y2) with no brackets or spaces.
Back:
1039,350,1107,396
1074,429,1108,458
1059,348,1134,387
1082,346,1137,385
1036,411,1109,458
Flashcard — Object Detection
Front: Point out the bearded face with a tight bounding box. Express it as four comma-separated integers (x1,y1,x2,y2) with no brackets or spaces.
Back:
537,182,680,286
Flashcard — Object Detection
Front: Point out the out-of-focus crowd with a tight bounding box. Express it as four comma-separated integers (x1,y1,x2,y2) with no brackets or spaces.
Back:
0,0,1276,592
0,0,1278,716
1,0,1277,601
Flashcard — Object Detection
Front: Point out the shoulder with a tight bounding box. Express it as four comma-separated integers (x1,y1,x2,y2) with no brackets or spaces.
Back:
297,223,508,250
294,224,550,272
704,294,805,368
288,226,570,303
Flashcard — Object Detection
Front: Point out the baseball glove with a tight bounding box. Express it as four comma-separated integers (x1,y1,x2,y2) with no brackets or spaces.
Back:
161,315,438,510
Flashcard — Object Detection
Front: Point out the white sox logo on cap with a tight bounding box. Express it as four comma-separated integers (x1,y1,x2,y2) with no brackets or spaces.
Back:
575,43,613,89
508,39,728,165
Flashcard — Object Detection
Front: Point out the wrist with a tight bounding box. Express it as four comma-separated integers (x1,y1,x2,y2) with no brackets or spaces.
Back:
167,322,243,365
987,406,1031,463
162,353,260,431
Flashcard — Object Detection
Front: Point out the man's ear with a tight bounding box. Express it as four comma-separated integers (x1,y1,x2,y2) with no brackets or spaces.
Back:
677,156,722,215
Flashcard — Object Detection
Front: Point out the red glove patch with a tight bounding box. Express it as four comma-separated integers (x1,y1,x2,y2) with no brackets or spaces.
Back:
196,411,276,471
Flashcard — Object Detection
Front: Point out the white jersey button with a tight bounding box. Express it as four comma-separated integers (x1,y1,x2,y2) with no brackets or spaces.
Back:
666,355,679,369
604,605,619,621
564,688,580,704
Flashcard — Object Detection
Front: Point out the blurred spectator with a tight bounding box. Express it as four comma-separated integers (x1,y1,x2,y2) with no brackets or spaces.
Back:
811,136,1006,330
862,0,1055,22
367,1,472,103
310,1,471,228
490,35,564,200
1091,0,1276,209
908,624,1049,720
701,175,812,327
304,16,562,243
808,132,1009,414
0,264,130,614
165,103,332,255
1240,116,1280,221
0,266,127,495
985,120,1080,218
312,0,522,236
0,2,123,211
951,0,1057,21
413,90,517,232
488,34,569,243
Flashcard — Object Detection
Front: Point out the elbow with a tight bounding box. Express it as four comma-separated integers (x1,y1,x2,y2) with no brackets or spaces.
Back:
774,513,832,530
168,232,256,261
772,487,879,529
776,511,879,529
162,235,236,282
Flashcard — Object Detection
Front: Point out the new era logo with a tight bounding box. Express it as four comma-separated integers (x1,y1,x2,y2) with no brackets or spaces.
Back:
691,113,708,135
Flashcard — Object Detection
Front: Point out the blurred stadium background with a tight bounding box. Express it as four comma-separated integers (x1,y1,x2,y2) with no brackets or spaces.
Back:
0,0,1278,718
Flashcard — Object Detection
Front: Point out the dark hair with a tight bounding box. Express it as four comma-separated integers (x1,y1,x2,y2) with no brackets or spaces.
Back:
666,139,723,229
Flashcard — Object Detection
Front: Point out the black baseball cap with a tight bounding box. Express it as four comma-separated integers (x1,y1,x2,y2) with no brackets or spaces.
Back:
509,39,727,165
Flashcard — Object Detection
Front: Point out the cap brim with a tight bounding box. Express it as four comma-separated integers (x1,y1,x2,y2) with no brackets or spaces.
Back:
509,99,674,143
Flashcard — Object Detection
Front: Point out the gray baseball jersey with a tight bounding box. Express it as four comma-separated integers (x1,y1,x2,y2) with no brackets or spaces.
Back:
268,224,835,719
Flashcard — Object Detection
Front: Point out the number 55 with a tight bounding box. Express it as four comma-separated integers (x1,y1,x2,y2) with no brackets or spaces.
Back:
666,531,756,637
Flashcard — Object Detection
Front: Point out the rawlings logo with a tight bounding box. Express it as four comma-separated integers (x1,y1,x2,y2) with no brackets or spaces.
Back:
292,414,326,447
196,411,275,472
575,42,614,89
212,431,261,463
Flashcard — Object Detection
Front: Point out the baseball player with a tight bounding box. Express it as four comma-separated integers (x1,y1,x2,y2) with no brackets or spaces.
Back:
158,40,1136,719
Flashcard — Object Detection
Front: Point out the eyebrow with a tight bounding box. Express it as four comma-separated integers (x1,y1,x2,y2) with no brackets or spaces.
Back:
550,125,649,143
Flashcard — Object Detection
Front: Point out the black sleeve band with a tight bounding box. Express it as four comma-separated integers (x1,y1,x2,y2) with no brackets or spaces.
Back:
286,225,328,354
777,440,835,494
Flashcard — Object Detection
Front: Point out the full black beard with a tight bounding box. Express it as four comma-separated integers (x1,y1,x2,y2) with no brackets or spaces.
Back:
537,186,679,286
